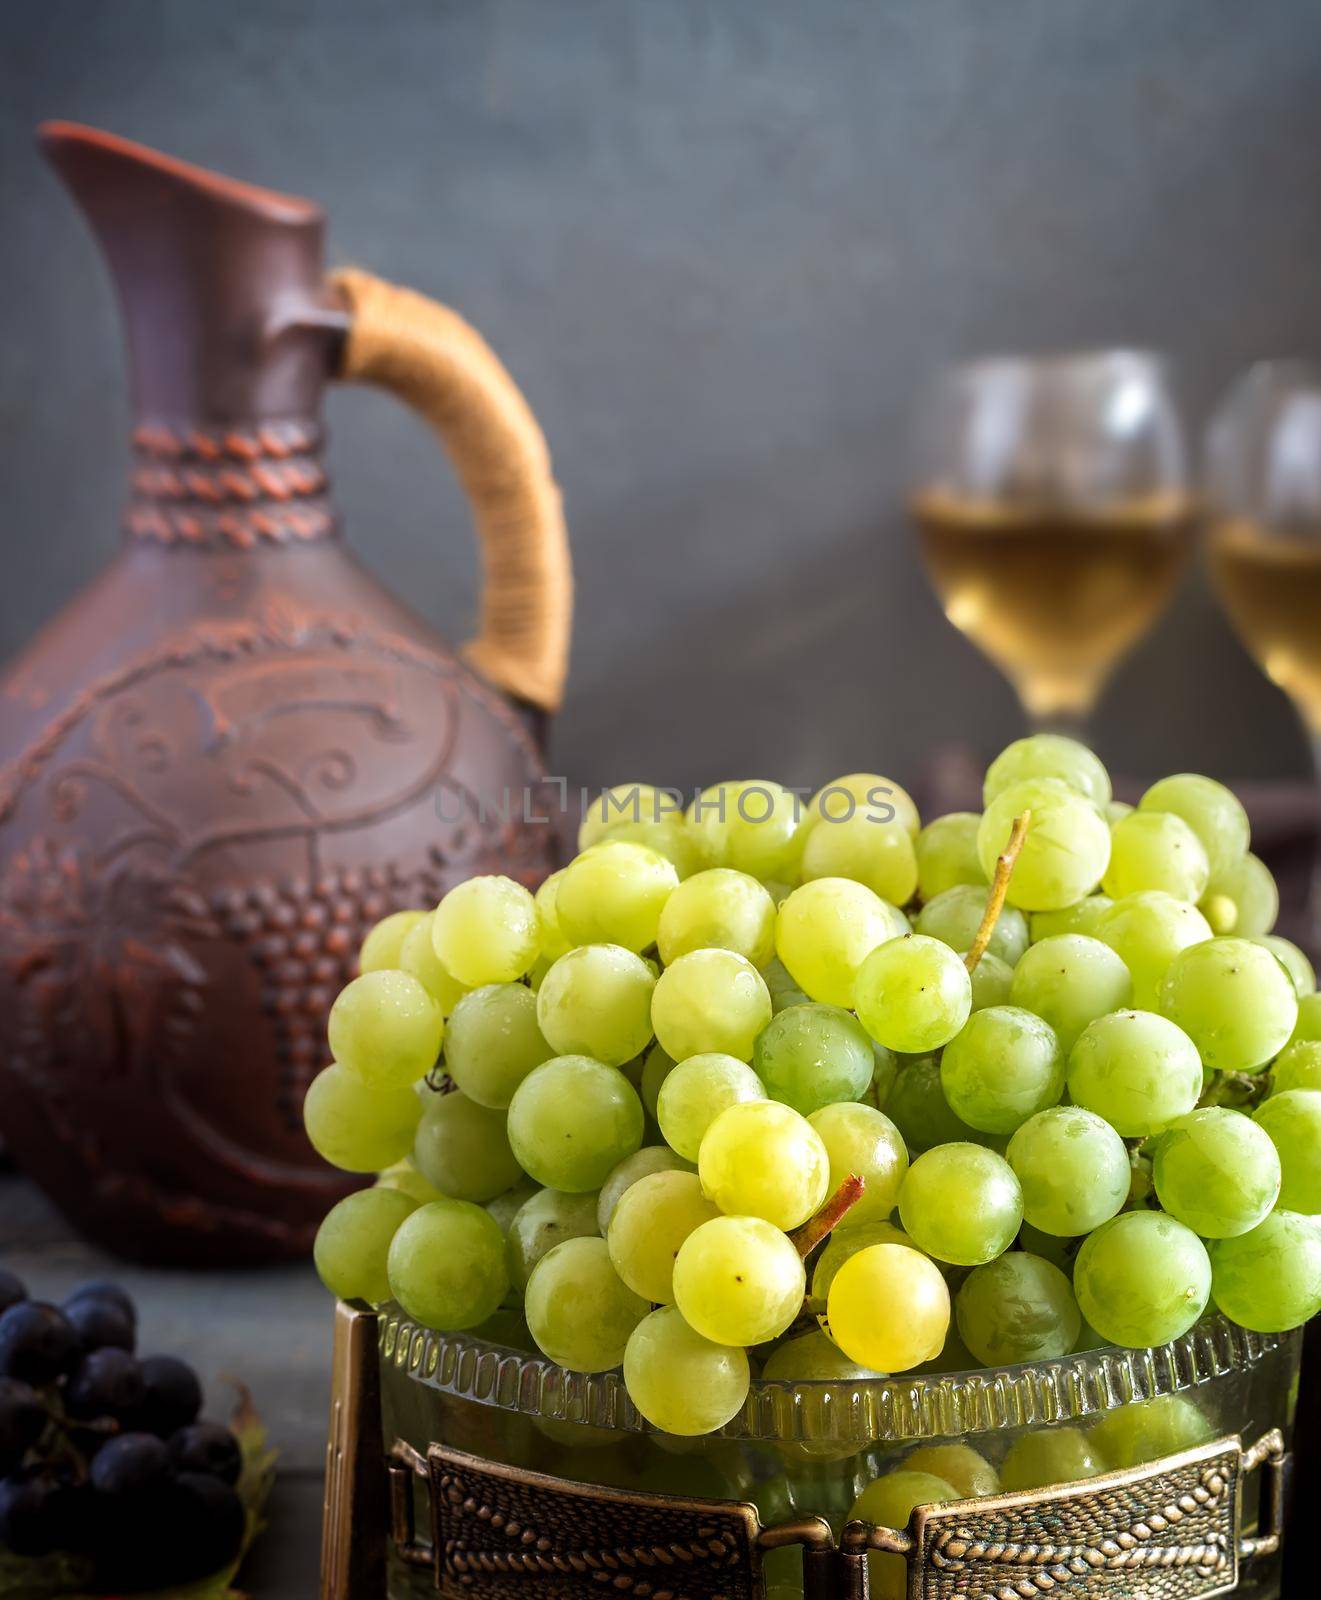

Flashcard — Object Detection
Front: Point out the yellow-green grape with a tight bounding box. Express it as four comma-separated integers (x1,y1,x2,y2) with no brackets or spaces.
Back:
579,784,677,850
303,1062,422,1172
800,810,919,906
1066,1010,1202,1136
827,1244,950,1371
1254,1089,1321,1213
762,1328,882,1382
1106,801,1133,824
524,1237,649,1372
1200,851,1278,937
673,1215,806,1345
697,1101,830,1230
1029,894,1113,943
1008,934,1133,1053
535,944,656,1066
1095,891,1212,1008
601,815,708,879
761,1330,881,1458
507,1056,644,1191
431,875,541,986
358,909,427,972
812,1218,912,1299
444,983,553,1108
775,878,908,1008
314,1186,419,1303
1073,1212,1211,1347
639,1042,676,1119
534,869,571,962
622,1306,751,1435
1152,1107,1281,1237
984,734,1112,810
650,948,772,1062
1005,1106,1130,1236
763,956,812,1013
940,1006,1064,1134
607,1171,720,1302
915,812,988,902
1209,1210,1321,1333
484,1178,541,1234
855,935,973,1054
507,1189,602,1291
977,778,1111,911
870,1040,899,1107
328,969,443,1088
915,1324,979,1375
903,1443,1000,1498
399,911,470,1015
556,840,679,952
1090,1394,1214,1468
967,950,1014,1011
688,780,809,879
1253,933,1317,1000
387,1198,509,1330
898,1143,1023,1266
656,868,777,967
1293,991,1321,1045
848,1471,959,1600
808,1102,908,1224
1159,937,1298,1074
955,1253,1080,1365
1271,1039,1321,1096
596,1145,693,1234
474,1306,535,1353
1000,1427,1103,1492
1138,773,1250,879
657,1054,766,1159
1102,810,1210,902
916,884,1029,966
412,1089,522,1203
808,773,922,839
885,1055,992,1153
376,1161,445,1206
754,1003,876,1114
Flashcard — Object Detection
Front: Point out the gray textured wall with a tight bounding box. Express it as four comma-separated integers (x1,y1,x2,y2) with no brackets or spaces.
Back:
3,0,1320,798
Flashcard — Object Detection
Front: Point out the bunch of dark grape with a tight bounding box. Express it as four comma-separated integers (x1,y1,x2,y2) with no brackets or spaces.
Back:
0,1266,247,1590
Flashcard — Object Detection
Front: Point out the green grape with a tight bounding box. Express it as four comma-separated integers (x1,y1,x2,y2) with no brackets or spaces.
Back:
915,884,1029,966
1106,801,1133,824
1066,1011,1202,1137
507,1056,644,1191
966,950,1014,1011
1253,1089,1321,1213
376,1161,445,1206
800,810,919,906
399,911,470,1015
940,1006,1064,1134
697,1101,830,1230
1072,1212,1211,1346
1159,937,1298,1074
849,1470,959,1599
607,1170,720,1302
1018,1222,1085,1276
763,956,812,1013
977,779,1111,912
651,948,772,1062
984,734,1112,809
1000,1427,1103,1492
656,867,777,967
688,780,809,879
854,935,973,1054
1005,1106,1130,1236
898,1144,1023,1265
1096,891,1212,1008
1102,810,1210,902
556,840,679,952
827,1243,950,1371
534,869,571,962
955,1252,1080,1365
812,1219,913,1299
1008,934,1133,1053
915,813,987,902
903,1443,999,1498
1293,991,1321,1045
431,875,541,986
885,1055,990,1153
314,1186,419,1303
1152,1107,1281,1237
474,1306,535,1353
807,1102,908,1223
579,783,678,849
775,878,908,1008
1253,933,1316,1000
328,969,443,1088
1209,1210,1321,1332
762,1328,881,1381
1090,1395,1213,1469
602,815,708,879
870,1040,899,1108
1029,895,1113,943
596,1144,693,1234
657,1054,766,1159
524,1237,649,1372
753,1004,875,1115
387,1198,510,1330
358,909,427,973
412,1089,523,1202
484,1179,542,1234
673,1215,805,1345
623,1306,751,1435
1200,851,1278,937
1271,1039,1321,1096
444,983,553,1108
507,1188,601,1291
639,1042,676,1119
303,1062,422,1172
1138,773,1250,879
535,944,656,1066
808,773,921,838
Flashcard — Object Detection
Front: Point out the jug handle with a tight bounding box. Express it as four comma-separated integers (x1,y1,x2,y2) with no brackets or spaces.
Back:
329,268,573,718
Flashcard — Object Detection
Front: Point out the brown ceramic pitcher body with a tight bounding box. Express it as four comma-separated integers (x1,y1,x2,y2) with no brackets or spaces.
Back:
0,125,572,1265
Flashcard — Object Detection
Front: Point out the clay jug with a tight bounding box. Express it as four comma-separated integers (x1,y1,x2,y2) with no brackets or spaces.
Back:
0,124,572,1265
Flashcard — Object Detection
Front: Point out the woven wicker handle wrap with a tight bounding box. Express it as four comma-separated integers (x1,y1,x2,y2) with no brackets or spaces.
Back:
333,268,572,713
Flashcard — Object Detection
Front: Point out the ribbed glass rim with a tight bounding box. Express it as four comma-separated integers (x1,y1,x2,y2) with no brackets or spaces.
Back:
377,1307,1292,1445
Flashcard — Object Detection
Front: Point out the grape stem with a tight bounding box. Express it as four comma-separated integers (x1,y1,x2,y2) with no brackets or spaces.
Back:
790,1173,866,1258
964,810,1031,974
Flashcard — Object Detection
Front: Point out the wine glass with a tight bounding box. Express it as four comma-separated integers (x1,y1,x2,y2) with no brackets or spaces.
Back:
910,350,1196,734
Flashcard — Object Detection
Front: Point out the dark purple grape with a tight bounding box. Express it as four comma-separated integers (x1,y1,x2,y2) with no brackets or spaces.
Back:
63,1293,135,1354
0,1470,59,1557
0,1377,45,1473
0,1302,79,1384
89,1431,169,1496
128,1353,201,1437
65,1347,145,1421
167,1420,242,1486
64,1281,136,1325
0,1270,25,1316
171,1471,246,1577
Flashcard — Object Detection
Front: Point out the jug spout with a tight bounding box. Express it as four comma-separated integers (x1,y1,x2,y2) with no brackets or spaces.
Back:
40,121,346,425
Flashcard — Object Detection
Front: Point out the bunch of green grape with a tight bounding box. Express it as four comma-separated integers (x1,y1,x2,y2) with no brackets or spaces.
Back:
306,742,1321,1451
